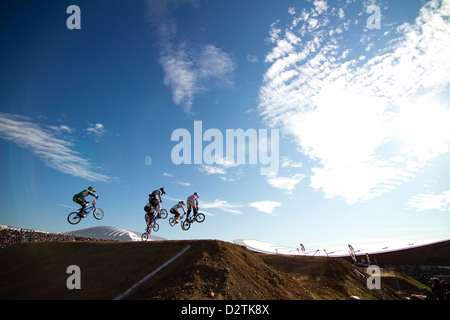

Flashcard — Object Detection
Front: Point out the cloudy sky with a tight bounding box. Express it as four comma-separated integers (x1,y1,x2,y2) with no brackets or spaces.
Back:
1,0,449,251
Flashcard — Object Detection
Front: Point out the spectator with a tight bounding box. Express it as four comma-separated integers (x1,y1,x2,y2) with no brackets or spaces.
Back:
1,227,114,248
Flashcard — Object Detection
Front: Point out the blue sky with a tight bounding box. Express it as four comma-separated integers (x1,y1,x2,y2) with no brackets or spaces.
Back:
1,0,450,252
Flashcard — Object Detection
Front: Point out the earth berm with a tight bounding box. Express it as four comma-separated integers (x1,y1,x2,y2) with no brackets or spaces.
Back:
0,239,426,300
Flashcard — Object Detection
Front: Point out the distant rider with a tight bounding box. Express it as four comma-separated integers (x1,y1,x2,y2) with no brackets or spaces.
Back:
149,187,165,218
73,186,98,217
186,192,199,220
144,202,157,231
170,201,186,224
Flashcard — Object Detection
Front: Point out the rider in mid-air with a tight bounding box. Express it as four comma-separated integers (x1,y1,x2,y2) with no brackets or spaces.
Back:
149,187,165,218
170,201,186,224
73,186,98,217
186,192,199,221
144,202,157,232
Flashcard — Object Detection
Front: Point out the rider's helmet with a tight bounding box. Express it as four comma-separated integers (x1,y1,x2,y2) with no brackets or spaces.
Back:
160,187,166,194
179,201,185,205
194,192,199,198
88,186,96,192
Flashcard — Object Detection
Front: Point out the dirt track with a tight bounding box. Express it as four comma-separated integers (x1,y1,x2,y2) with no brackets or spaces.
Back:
0,240,425,300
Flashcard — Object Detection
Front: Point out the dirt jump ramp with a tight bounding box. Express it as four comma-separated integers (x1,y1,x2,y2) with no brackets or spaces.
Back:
0,239,407,300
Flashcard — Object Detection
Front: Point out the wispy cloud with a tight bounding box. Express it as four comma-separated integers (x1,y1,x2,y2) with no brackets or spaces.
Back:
86,123,106,142
201,199,245,214
247,54,259,63
198,156,240,181
49,125,73,134
163,172,191,186
201,198,282,216
258,0,450,204
199,165,227,176
0,113,114,182
281,156,303,168
407,191,450,212
145,0,235,115
163,172,175,178
266,172,305,195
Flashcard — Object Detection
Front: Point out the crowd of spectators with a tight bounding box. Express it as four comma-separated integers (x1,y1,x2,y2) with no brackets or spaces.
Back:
0,226,108,248
418,274,450,300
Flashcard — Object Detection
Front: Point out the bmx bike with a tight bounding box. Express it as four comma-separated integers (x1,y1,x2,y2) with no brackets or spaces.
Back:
181,210,205,231
157,208,168,219
141,219,159,241
67,199,104,225
169,213,184,228
141,208,167,241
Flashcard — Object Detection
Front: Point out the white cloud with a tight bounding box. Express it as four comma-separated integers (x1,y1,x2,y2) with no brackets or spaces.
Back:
213,156,239,168
145,0,234,114
198,156,240,181
281,156,303,168
313,0,328,15
163,172,175,178
201,199,245,214
198,165,226,175
266,172,305,195
86,123,106,141
407,191,450,212
201,198,283,216
0,113,114,182
164,172,191,186
268,20,282,43
247,54,259,63
258,0,450,204
249,201,282,215
49,125,73,134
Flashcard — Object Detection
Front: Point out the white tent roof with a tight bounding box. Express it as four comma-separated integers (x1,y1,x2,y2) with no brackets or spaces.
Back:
62,226,165,242
234,238,446,257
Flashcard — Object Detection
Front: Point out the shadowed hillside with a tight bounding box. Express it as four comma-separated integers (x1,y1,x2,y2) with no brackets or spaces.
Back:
0,240,425,300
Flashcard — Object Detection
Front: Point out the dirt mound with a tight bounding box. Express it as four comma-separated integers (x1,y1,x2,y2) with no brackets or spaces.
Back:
0,240,191,300
379,268,430,297
260,254,403,300
125,240,313,300
0,239,423,300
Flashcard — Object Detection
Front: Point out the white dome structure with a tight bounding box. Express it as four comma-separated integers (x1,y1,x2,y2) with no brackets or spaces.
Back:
62,226,165,242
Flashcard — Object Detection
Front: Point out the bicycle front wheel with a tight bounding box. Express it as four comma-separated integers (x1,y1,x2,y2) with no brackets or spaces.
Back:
195,213,205,223
152,222,160,232
159,209,168,219
93,208,104,220
68,212,81,225
182,220,191,231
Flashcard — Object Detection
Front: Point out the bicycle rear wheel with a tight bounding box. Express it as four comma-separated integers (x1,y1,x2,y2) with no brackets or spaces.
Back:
68,212,81,225
152,222,159,232
93,208,104,220
159,209,168,219
141,232,149,241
